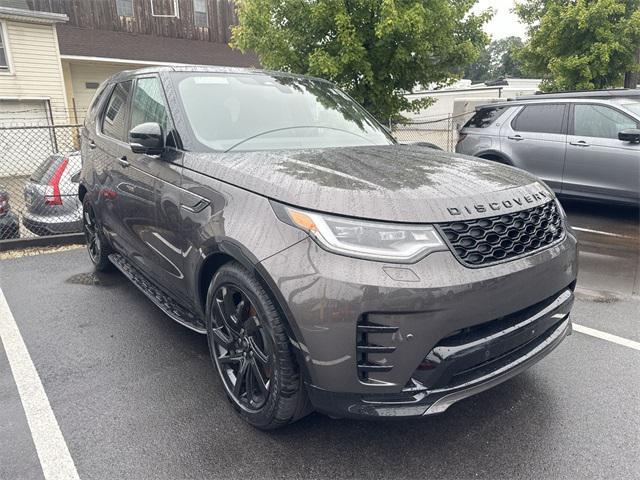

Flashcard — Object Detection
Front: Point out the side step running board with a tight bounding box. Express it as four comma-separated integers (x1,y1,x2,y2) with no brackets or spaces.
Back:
109,253,207,334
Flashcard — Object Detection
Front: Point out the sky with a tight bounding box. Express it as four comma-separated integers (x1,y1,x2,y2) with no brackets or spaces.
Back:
473,0,528,40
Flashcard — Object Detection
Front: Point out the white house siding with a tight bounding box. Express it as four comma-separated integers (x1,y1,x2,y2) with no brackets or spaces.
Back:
63,60,146,122
0,19,71,178
0,19,68,124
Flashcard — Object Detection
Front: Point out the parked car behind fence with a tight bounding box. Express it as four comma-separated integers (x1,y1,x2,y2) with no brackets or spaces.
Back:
22,152,83,236
0,124,82,241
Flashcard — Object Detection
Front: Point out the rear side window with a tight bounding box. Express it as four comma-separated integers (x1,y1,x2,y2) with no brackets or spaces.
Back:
102,81,132,142
512,104,566,134
30,155,63,183
464,107,507,128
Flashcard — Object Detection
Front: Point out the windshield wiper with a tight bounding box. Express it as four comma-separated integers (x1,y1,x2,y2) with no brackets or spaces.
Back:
224,125,375,152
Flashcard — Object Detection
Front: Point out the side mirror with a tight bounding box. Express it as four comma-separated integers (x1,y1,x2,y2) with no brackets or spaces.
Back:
129,122,165,155
618,128,640,143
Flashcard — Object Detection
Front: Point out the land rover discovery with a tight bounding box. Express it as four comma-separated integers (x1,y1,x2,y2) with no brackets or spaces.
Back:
79,66,578,429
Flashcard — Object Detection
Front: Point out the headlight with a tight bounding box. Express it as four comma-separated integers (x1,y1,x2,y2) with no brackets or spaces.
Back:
273,203,446,263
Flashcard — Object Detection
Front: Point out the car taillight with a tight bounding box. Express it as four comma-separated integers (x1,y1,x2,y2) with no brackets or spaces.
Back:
45,157,69,206
0,193,8,215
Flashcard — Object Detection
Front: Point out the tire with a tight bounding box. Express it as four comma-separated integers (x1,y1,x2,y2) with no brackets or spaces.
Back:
205,262,312,429
82,197,112,272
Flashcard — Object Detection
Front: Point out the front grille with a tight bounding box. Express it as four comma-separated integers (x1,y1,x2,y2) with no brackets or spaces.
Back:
439,201,564,267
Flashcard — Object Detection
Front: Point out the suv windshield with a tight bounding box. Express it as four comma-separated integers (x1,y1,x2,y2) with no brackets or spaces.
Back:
172,72,394,152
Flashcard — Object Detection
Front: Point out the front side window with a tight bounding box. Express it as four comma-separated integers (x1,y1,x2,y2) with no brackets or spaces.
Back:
574,104,638,139
116,0,134,17
193,0,208,27
512,104,566,134
173,73,394,152
130,76,169,134
0,23,9,72
102,81,132,142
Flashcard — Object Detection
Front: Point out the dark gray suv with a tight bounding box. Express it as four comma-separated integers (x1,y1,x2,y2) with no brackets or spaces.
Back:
80,66,578,429
456,90,640,205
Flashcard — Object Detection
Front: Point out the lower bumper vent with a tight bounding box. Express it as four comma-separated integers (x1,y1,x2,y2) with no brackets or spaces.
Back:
356,318,398,380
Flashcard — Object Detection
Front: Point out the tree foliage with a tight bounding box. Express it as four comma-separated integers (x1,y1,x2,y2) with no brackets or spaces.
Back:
231,0,491,121
465,36,529,83
516,0,640,91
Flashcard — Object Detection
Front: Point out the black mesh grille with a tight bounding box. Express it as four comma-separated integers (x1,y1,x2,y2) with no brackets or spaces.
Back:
439,201,565,267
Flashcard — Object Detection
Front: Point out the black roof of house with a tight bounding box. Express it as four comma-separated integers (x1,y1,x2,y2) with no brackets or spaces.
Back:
56,25,258,68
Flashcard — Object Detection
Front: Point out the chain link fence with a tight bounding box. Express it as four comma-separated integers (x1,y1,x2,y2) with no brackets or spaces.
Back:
0,124,83,243
393,116,458,151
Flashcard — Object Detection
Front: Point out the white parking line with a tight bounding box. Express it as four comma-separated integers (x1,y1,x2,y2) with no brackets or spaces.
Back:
0,287,80,480
573,323,640,351
572,227,633,239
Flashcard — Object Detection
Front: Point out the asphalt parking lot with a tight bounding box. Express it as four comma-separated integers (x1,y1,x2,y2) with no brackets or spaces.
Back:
1,200,639,480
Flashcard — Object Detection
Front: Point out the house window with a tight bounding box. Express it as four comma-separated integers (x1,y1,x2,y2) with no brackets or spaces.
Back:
116,0,134,18
193,0,208,27
0,23,9,72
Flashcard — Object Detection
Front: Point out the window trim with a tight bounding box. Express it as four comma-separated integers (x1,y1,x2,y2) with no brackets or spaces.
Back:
193,0,208,27
116,0,135,18
510,103,568,135
568,102,640,138
0,20,14,75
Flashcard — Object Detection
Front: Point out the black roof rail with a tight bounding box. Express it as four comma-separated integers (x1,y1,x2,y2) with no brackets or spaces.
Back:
515,89,640,100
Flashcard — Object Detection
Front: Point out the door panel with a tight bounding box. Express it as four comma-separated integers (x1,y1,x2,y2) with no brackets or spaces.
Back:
499,104,568,192
126,75,189,297
563,104,640,202
91,81,132,250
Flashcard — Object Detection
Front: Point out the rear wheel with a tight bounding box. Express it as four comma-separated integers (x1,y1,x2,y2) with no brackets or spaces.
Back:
206,262,311,429
82,197,112,271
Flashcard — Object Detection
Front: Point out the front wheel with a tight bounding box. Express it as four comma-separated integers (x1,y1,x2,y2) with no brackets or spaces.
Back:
206,262,311,429
82,197,112,271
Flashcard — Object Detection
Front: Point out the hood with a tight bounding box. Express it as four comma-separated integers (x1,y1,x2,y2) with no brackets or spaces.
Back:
183,145,554,223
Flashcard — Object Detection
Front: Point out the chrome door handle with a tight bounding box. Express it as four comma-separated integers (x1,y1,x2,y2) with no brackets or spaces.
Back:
508,135,524,141
117,156,130,168
570,141,590,147
88,140,96,150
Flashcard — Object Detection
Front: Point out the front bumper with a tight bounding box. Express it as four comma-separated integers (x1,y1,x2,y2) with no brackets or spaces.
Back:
306,290,572,418
260,228,578,418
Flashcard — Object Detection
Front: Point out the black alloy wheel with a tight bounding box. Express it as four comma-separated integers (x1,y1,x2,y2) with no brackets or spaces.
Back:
210,284,272,411
82,197,112,271
206,262,312,429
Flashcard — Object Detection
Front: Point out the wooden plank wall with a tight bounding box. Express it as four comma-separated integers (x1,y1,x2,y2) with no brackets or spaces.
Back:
26,0,237,43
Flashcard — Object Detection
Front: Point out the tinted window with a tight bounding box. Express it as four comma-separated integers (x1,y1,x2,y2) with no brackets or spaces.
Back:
31,155,63,183
102,81,132,142
574,104,638,139
173,73,393,152
464,107,507,128
512,104,566,134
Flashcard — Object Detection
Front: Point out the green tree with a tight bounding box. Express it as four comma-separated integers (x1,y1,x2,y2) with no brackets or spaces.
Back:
231,0,491,122
465,36,529,82
516,0,640,91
